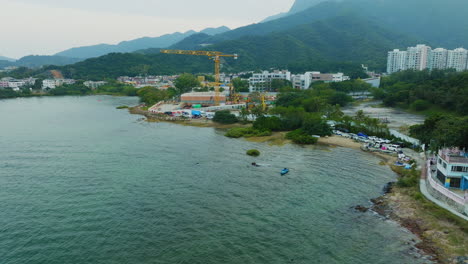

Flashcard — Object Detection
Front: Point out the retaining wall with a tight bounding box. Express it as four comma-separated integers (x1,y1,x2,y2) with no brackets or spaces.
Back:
426,161,468,216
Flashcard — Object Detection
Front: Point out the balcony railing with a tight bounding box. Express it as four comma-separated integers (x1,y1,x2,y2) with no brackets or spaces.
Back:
439,150,468,164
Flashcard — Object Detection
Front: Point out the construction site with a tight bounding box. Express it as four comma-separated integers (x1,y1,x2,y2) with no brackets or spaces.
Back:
147,49,275,118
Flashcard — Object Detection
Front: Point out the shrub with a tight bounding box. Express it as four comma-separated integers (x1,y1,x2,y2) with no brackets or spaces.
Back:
225,128,248,138
393,167,419,188
246,149,260,157
397,176,419,188
225,127,272,138
286,129,318,145
253,116,283,131
411,99,430,111
213,110,238,124
116,105,129,109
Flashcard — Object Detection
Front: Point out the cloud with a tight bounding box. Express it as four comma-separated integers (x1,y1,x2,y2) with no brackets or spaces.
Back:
0,0,294,58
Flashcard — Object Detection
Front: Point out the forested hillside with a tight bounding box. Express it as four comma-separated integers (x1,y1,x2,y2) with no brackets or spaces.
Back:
374,70,468,115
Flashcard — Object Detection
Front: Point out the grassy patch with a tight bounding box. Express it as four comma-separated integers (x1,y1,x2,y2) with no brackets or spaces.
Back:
391,165,419,188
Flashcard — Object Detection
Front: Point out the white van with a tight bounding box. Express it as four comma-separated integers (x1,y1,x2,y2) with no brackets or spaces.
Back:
388,145,401,152
206,112,215,119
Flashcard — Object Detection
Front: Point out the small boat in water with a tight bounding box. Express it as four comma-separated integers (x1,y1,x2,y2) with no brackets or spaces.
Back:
281,168,289,176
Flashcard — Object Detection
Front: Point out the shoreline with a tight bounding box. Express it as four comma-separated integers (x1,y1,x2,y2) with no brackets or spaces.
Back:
129,106,466,263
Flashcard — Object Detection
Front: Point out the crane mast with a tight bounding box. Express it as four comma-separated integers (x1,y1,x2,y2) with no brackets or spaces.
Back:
160,49,238,106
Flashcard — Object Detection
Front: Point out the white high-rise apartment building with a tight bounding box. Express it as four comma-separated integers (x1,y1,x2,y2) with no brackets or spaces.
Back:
406,44,431,71
387,44,468,73
447,48,468,72
387,49,408,74
429,48,448,70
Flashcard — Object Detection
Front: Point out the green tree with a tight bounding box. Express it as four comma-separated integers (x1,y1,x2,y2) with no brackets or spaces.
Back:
33,78,43,90
301,114,332,136
239,107,250,123
174,73,200,95
270,79,292,91
250,105,266,119
232,78,249,93
286,129,318,145
212,110,238,124
411,99,430,111
253,116,283,131
137,87,173,106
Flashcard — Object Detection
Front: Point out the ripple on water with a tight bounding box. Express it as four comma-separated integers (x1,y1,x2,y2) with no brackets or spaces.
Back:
0,96,430,264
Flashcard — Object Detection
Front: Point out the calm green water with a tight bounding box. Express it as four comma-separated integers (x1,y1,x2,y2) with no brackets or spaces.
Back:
0,96,426,264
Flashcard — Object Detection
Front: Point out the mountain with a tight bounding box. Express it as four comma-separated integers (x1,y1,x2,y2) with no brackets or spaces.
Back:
14,55,82,68
262,0,332,22
167,33,213,50
172,2,353,49
55,26,230,59
0,55,15,62
187,0,468,50
0,60,14,68
200,26,230,36
289,0,330,13
205,14,417,71
261,12,288,23
43,14,416,80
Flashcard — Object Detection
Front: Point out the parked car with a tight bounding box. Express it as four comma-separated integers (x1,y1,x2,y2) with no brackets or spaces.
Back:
387,145,402,152
333,130,343,136
336,127,350,133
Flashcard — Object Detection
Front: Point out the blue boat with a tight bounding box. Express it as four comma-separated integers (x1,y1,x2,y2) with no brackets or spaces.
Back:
281,168,289,176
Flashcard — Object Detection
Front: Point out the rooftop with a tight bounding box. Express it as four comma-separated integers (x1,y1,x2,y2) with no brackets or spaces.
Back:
439,148,468,164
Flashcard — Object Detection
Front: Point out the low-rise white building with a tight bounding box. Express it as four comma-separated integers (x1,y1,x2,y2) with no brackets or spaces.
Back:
42,79,76,90
248,70,291,92
436,148,468,190
292,72,350,90
0,77,36,90
84,81,107,89
7,81,26,91
0,80,10,88
42,79,56,90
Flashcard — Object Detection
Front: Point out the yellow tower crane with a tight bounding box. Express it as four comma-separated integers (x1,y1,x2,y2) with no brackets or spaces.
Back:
160,49,238,106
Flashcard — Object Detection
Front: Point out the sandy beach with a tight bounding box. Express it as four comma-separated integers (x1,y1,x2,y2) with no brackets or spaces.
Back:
318,135,362,150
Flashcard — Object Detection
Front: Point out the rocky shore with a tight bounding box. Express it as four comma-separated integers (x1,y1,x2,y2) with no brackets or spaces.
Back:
353,177,468,264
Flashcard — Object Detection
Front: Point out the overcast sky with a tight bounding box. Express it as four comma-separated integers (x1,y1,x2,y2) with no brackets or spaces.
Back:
0,0,295,58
